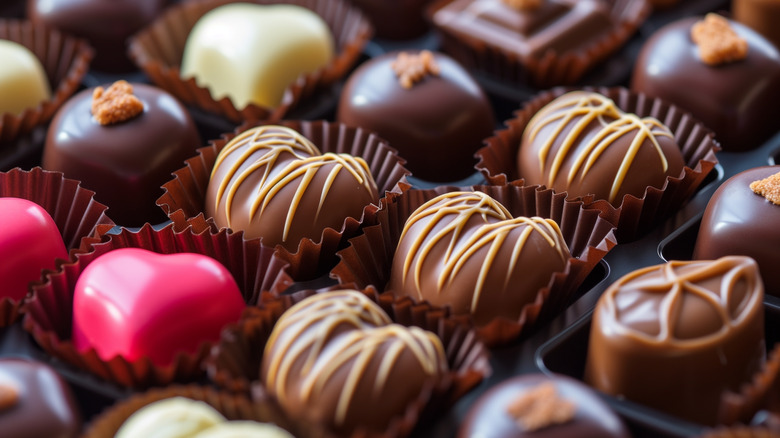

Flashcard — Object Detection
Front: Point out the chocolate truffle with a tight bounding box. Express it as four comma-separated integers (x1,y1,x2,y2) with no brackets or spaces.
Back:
348,0,433,40
694,166,780,296
388,191,571,326
0,39,51,116
42,81,202,226
517,91,685,206
585,256,765,425
181,3,334,109
337,50,495,182
205,125,379,252
631,14,780,151
0,358,81,438
734,0,780,51
26,0,165,72
459,373,630,438
261,290,448,434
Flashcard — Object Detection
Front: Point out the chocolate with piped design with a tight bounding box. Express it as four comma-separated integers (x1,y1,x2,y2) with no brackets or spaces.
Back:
585,256,765,425
261,290,448,434
518,91,684,205
206,125,379,251
389,191,570,326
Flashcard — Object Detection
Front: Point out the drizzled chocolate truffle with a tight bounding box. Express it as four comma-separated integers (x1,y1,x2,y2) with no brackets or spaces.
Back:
694,166,780,296
261,290,448,434
518,91,685,206
337,50,495,182
631,14,780,151
585,256,765,425
388,191,570,326
205,125,379,251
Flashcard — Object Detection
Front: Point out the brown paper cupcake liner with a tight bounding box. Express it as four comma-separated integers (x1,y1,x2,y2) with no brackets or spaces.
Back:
207,287,490,438
21,220,294,388
718,343,780,427
83,385,294,438
330,184,617,347
158,119,411,280
0,167,113,328
0,19,93,144
128,0,372,124
475,86,720,243
427,0,650,88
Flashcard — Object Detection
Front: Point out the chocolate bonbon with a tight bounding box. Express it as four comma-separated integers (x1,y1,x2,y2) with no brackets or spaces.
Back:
0,39,50,116
694,166,780,296
337,50,495,182
388,191,570,326
585,256,765,425
631,14,780,151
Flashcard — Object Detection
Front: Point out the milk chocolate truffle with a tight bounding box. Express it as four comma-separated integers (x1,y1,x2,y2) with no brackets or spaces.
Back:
631,14,780,151
337,50,495,182
261,290,448,434
585,256,765,425
518,91,685,206
388,191,571,326
694,166,780,296
0,39,51,116
205,125,379,251
181,3,334,109
26,0,165,72
459,374,630,438
42,81,202,226
735,0,780,51
0,358,81,438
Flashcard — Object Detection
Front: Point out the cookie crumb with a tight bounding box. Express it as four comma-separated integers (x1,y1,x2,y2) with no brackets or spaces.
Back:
750,171,780,205
502,0,542,11
691,13,748,66
0,385,17,412
391,50,440,89
506,382,576,431
91,80,144,125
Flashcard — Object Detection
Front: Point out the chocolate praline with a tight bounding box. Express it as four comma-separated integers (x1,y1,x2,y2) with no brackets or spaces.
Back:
694,166,780,296
585,256,765,425
27,0,166,72
459,373,630,438
42,82,201,227
0,358,81,438
631,16,780,151
337,50,495,182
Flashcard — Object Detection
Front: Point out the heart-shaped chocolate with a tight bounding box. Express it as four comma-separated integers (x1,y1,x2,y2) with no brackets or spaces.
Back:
72,248,245,367
0,198,67,301
388,191,571,326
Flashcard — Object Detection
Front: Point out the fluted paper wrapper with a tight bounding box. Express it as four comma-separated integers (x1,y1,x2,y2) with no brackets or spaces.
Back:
0,167,113,327
717,343,780,427
128,0,372,123
22,221,294,388
83,385,294,438
427,0,649,88
158,119,411,280
331,185,617,346
0,19,92,144
207,287,490,438
475,86,720,242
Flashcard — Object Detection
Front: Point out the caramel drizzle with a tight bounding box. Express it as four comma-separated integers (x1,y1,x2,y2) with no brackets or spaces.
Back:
398,192,568,312
603,257,762,345
527,92,675,203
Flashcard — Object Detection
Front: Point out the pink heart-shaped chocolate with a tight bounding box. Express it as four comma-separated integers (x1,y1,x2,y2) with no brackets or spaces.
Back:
0,198,67,301
72,248,245,367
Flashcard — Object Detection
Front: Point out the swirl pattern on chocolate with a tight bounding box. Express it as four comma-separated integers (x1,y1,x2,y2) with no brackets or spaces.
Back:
390,191,570,326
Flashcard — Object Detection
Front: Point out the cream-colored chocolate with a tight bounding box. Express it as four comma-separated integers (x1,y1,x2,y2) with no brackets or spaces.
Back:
192,421,293,438
0,39,51,116
115,397,226,438
181,3,334,109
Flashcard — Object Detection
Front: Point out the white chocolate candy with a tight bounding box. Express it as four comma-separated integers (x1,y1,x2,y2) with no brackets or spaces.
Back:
192,421,294,438
115,397,226,438
0,39,51,115
181,3,334,109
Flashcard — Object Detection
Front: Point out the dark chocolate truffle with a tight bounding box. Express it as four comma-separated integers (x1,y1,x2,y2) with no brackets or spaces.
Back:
694,166,780,296
261,290,448,435
42,81,202,227
388,191,571,326
517,91,685,206
0,358,81,438
459,373,630,438
205,125,379,251
585,256,765,425
26,0,165,72
337,50,495,182
631,14,780,151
